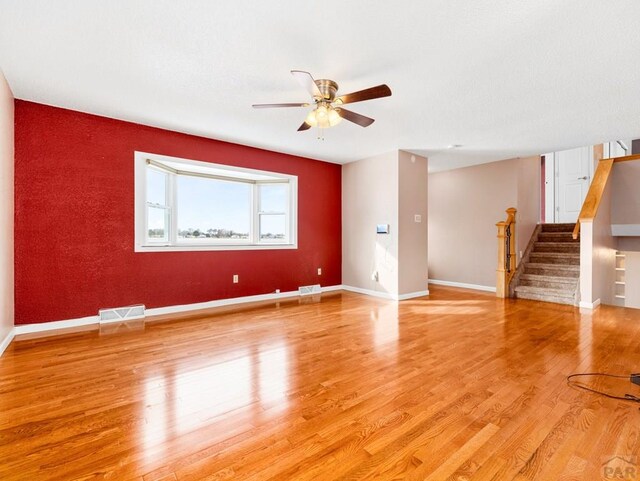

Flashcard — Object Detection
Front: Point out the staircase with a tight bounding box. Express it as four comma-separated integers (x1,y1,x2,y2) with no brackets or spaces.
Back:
513,223,580,305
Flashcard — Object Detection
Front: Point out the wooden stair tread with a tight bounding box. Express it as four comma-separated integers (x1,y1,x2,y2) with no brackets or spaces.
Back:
537,233,579,241
512,223,581,306
534,241,580,246
514,285,575,298
540,223,576,233
524,262,579,270
530,252,580,258
520,273,578,283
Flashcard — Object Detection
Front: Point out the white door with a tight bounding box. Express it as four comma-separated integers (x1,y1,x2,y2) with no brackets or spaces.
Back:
544,153,555,223
555,146,593,223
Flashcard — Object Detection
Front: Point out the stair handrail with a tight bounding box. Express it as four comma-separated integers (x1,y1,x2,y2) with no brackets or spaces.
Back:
572,152,640,240
496,207,517,298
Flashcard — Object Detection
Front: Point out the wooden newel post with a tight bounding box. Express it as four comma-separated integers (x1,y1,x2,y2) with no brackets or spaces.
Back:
496,207,517,298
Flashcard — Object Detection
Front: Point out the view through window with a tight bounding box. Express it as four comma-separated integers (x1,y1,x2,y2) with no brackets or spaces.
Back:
136,153,297,251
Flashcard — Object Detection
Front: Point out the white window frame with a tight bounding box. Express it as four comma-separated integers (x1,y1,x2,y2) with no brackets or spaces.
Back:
145,166,172,244
134,152,298,252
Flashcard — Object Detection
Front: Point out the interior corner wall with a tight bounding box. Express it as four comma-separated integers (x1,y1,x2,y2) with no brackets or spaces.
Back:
0,71,14,341
14,101,342,325
617,237,640,252
623,252,640,309
610,159,640,252
428,156,540,289
342,151,399,295
516,156,541,258
610,158,640,225
398,151,428,295
591,180,616,305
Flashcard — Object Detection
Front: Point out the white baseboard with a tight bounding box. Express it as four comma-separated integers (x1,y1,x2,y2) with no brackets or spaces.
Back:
146,288,299,317
341,285,429,301
579,298,601,309
0,328,15,357
397,290,430,300
341,285,394,300
428,279,496,293
318,285,343,293
12,285,344,340
6,283,429,347
14,315,99,336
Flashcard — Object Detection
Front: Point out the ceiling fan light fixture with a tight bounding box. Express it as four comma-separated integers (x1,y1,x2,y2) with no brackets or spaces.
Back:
304,110,318,127
305,104,342,129
253,70,390,132
328,108,342,127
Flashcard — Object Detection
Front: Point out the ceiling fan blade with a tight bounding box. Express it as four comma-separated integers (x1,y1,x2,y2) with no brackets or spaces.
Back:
252,102,310,109
291,70,322,99
335,84,392,105
336,108,375,127
297,121,311,131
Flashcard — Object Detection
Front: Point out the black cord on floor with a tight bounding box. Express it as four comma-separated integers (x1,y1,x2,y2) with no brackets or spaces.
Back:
567,372,640,408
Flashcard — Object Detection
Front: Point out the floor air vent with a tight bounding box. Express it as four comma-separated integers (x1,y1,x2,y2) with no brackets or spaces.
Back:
299,284,322,296
99,305,146,324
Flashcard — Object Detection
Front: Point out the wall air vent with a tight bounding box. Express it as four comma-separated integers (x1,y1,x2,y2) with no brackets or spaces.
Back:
99,305,146,324
299,284,322,296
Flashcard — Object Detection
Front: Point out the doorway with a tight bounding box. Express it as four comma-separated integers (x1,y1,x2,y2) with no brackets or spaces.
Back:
543,142,629,223
543,146,593,224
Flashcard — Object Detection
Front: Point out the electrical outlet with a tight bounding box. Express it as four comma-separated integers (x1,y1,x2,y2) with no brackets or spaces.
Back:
317,268,322,275
233,274,239,284
414,214,422,223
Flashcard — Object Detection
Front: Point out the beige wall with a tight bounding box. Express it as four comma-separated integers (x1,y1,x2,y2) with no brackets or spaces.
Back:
591,181,616,306
342,150,428,298
0,70,14,348
517,156,541,257
610,160,640,252
611,161,640,224
617,237,640,251
623,252,640,309
398,151,428,295
580,150,620,307
342,151,399,295
428,156,540,288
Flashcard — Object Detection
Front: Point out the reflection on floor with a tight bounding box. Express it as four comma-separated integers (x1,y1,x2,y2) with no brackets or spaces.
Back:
1,286,639,480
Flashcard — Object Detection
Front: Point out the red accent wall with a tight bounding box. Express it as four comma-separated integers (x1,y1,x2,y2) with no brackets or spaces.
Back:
14,101,341,325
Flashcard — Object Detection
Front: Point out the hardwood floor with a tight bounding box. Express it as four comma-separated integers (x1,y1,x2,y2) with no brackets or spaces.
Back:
1,286,640,480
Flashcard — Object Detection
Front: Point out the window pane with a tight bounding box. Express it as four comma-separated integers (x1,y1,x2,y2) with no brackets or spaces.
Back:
177,175,250,241
260,214,286,242
259,184,287,213
147,168,167,206
147,206,168,241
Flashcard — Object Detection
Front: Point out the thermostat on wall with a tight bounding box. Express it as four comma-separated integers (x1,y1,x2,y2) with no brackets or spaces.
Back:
376,224,390,234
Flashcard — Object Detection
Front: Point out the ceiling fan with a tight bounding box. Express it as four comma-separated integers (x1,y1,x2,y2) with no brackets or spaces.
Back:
252,70,392,131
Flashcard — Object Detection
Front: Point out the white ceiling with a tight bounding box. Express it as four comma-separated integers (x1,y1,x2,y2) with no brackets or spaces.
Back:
1,0,639,171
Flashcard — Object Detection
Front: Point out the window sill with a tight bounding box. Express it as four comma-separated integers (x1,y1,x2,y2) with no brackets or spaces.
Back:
135,243,298,252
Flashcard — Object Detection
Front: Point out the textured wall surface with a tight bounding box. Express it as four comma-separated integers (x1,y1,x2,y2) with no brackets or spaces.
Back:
15,101,341,324
0,71,14,339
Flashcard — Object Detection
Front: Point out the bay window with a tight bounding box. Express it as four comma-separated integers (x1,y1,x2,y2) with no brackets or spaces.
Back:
135,152,297,251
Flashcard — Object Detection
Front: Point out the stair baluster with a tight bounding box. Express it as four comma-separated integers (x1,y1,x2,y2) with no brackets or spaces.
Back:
496,208,517,298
